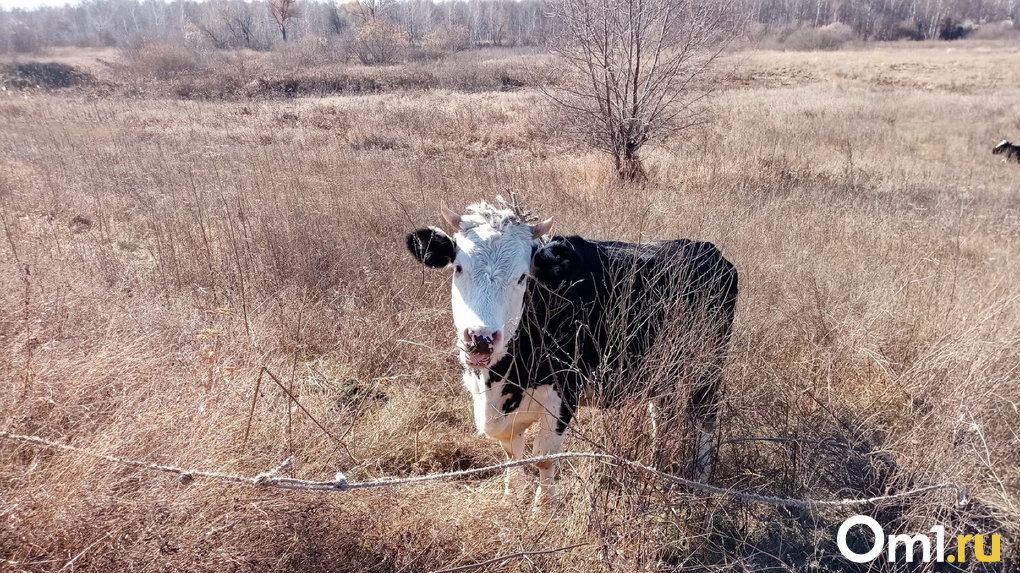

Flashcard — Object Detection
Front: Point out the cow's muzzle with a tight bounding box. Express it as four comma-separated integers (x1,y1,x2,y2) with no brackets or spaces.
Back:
462,329,500,368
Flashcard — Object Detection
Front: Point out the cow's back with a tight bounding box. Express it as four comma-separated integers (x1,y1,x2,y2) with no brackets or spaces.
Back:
499,235,737,408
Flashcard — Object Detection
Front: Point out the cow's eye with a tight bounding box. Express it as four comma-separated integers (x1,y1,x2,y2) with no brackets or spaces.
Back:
454,264,463,274
517,274,527,285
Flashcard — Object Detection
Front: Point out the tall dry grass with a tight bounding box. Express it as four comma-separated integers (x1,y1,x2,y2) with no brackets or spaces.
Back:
1,41,1017,571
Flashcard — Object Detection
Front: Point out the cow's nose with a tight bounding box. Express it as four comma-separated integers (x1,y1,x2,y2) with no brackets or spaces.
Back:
464,329,500,353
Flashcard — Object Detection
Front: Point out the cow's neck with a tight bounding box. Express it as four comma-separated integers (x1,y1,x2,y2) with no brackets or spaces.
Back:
462,353,514,395
462,367,488,396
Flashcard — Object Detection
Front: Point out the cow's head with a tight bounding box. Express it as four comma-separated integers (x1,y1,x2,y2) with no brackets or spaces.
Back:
993,140,1012,155
406,202,579,369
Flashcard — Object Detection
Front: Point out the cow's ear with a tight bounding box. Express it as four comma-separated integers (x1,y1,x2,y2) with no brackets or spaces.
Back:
406,227,456,268
533,242,581,285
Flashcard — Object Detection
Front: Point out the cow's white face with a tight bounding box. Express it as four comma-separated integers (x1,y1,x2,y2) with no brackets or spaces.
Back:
449,220,537,367
406,203,554,369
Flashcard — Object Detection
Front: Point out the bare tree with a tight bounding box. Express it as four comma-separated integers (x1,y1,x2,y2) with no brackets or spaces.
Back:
194,18,229,49
348,0,397,23
325,0,349,36
225,2,258,49
267,0,300,42
546,0,738,180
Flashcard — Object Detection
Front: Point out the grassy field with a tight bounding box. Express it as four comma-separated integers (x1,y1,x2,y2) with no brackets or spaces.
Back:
1,40,1018,571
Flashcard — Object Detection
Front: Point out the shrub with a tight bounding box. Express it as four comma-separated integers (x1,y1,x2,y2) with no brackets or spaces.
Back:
969,20,1018,40
783,22,854,50
351,19,407,65
937,16,976,40
817,22,854,48
422,24,472,57
125,43,204,80
742,21,773,44
273,36,345,68
889,19,924,40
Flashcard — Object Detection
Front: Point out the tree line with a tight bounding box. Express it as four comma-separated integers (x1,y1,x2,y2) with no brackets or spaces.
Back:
1,0,1018,56
0,0,550,54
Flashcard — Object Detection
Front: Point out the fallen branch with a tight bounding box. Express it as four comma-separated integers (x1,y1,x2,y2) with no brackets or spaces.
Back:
0,429,969,510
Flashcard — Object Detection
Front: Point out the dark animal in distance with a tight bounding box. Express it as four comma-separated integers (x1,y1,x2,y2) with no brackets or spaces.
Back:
406,202,739,505
992,140,1020,162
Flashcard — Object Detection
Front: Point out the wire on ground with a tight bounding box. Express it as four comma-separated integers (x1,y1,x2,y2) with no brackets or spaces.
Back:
0,429,969,510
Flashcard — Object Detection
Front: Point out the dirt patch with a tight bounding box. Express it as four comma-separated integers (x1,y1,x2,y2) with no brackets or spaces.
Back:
1,62,94,90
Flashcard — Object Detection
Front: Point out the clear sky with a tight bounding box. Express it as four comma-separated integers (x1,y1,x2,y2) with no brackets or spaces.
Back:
1,0,84,10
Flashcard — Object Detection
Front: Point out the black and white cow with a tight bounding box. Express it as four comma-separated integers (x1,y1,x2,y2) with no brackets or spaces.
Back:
993,140,1020,162
406,202,738,504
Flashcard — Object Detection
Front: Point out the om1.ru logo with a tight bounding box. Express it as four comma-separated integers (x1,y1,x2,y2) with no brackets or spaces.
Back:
838,515,1001,563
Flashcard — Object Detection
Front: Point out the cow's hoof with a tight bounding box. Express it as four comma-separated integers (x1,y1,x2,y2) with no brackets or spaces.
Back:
503,467,527,497
531,486,559,511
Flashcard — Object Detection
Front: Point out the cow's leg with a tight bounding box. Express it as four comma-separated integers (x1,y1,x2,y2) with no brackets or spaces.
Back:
530,386,566,507
687,289,736,481
647,401,660,448
692,411,717,481
498,431,527,495
472,376,533,496
689,351,723,482
531,428,565,506
647,397,676,472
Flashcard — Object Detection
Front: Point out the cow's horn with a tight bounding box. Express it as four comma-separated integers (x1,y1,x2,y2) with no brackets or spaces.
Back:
440,203,462,231
531,217,554,239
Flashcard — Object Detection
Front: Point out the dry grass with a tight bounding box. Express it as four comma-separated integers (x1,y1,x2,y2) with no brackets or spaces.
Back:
1,40,1018,571
728,40,1020,92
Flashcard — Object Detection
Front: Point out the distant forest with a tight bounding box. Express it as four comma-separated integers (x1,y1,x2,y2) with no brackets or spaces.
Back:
2,0,1018,56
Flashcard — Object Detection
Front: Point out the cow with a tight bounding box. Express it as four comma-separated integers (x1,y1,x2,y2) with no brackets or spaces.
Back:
405,201,738,505
993,140,1020,162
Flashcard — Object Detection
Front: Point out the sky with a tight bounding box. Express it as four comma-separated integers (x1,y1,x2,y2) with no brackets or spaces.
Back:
2,0,84,9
